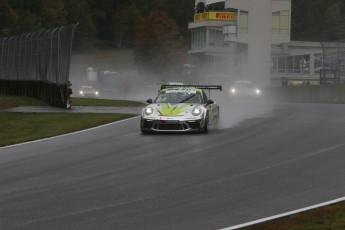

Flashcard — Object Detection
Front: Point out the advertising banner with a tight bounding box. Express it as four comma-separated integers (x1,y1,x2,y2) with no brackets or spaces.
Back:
194,12,235,22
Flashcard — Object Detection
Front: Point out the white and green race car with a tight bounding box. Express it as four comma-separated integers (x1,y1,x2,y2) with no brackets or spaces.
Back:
141,84,222,133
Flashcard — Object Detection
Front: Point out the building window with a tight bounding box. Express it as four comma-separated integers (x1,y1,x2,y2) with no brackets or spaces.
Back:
191,29,206,50
272,10,289,35
239,11,248,34
208,29,224,47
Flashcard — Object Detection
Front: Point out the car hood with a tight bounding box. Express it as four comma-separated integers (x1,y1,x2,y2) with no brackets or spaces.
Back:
154,103,196,116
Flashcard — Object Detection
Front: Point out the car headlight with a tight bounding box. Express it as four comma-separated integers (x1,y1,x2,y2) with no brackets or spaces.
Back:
95,91,99,95
144,107,154,116
230,88,236,94
255,89,261,94
79,91,83,94
192,106,202,116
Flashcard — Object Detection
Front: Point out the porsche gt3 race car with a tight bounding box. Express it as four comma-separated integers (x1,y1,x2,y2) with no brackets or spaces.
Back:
229,80,261,97
78,85,99,97
141,84,222,133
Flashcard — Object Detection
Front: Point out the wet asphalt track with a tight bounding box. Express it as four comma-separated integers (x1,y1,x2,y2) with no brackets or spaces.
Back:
1,103,345,230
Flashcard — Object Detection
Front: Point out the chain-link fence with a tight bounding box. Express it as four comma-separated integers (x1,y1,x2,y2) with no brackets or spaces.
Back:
320,41,345,84
0,24,78,107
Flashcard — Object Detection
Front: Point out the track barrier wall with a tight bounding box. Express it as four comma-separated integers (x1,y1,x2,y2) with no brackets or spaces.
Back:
0,24,78,108
266,84,345,104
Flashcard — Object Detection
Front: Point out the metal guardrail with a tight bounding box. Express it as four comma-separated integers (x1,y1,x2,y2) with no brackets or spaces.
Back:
320,42,345,84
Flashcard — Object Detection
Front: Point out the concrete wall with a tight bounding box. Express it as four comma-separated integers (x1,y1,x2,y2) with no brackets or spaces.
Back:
267,85,345,103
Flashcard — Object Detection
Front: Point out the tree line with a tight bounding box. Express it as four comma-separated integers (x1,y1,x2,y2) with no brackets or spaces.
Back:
0,0,195,49
1,0,345,47
291,0,345,41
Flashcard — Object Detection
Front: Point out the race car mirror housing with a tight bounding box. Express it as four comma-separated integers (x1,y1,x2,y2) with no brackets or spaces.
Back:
207,99,214,105
146,99,153,104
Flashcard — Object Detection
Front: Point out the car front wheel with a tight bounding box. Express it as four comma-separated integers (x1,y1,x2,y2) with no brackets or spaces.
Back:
202,113,209,133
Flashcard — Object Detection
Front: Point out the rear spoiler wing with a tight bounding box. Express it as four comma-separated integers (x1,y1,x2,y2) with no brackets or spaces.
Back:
161,84,222,91
161,84,222,99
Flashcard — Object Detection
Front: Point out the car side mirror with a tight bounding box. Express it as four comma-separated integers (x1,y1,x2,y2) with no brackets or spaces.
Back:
146,99,153,104
207,99,214,104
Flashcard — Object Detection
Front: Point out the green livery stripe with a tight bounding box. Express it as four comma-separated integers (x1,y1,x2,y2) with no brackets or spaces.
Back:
158,103,190,116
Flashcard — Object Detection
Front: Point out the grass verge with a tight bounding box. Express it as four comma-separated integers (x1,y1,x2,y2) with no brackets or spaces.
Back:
0,113,135,147
0,94,146,109
0,94,141,147
0,95,48,109
72,97,146,106
241,201,345,230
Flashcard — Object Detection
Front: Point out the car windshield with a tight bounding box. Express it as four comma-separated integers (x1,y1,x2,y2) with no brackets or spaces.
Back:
81,86,94,90
234,82,254,88
154,90,202,104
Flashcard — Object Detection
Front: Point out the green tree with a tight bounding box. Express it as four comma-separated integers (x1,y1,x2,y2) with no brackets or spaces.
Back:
159,0,195,39
291,0,345,41
322,1,345,40
87,0,110,42
111,3,140,48
64,0,97,49
134,11,187,77
8,0,41,33
7,0,67,34
0,0,18,36
41,0,67,28
134,0,166,15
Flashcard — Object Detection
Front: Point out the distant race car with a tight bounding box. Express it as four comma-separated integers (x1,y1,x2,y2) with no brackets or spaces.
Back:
141,84,222,133
229,80,261,97
78,86,99,97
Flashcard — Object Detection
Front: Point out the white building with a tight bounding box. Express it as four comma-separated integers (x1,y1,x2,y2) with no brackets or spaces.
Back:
188,0,291,85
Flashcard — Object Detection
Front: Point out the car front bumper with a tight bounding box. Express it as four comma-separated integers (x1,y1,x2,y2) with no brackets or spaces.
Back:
141,118,205,132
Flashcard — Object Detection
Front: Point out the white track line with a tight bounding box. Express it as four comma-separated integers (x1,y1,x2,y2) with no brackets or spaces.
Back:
219,196,345,230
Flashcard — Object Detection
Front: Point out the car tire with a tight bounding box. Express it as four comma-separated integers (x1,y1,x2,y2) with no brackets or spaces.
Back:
202,112,209,133
141,130,149,134
215,108,220,126
140,125,147,134
140,124,151,134
203,125,208,133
